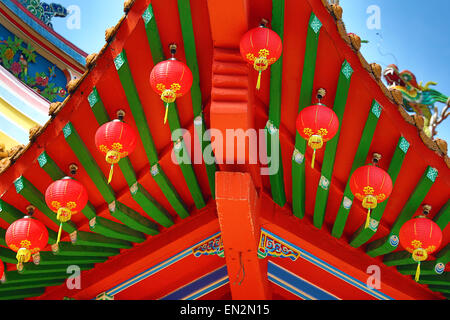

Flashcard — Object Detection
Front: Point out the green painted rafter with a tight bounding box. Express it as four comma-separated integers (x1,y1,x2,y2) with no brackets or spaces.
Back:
175,0,217,198
331,100,383,238
417,273,449,286
36,252,109,265
0,280,65,293
313,60,353,228
70,230,132,249
2,271,69,284
366,166,439,257
292,12,322,219
350,136,410,248
18,263,94,275
89,216,146,243
51,242,120,257
266,0,286,207
109,201,159,235
0,288,45,300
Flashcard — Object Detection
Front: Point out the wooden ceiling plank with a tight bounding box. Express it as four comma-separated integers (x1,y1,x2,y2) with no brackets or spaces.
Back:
89,216,146,243
38,151,97,220
176,0,217,198
366,166,439,257
292,12,322,219
63,122,115,204
313,60,353,229
14,176,77,236
108,200,160,235
427,285,450,294
0,287,45,300
267,0,287,208
350,136,410,248
331,100,383,238
70,230,132,249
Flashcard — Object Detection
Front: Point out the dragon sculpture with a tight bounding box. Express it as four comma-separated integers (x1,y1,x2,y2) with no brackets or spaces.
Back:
384,64,450,138
18,0,68,29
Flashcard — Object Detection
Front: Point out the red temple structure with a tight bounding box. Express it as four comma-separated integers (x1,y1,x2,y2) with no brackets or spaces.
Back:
0,0,448,301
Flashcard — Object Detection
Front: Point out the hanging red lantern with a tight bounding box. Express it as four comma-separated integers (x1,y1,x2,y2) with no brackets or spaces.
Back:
95,120,138,184
150,58,193,124
296,104,339,169
5,216,48,270
399,216,442,282
349,165,393,229
240,24,282,90
45,177,88,244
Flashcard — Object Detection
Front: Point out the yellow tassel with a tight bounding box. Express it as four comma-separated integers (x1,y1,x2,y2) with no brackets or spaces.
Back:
57,222,63,245
365,209,371,229
108,164,114,184
311,149,316,169
164,103,169,124
415,261,421,282
256,71,262,90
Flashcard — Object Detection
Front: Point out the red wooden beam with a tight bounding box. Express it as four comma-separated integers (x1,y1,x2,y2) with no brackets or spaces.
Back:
215,172,271,300
33,201,220,300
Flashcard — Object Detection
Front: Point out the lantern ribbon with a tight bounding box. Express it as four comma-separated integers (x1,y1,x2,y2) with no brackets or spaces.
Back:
57,222,63,245
311,149,316,169
365,209,371,229
415,261,421,282
108,164,114,184
164,103,169,125
256,71,262,90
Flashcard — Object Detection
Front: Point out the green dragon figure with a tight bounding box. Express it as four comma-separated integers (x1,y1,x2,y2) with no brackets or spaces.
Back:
384,64,450,137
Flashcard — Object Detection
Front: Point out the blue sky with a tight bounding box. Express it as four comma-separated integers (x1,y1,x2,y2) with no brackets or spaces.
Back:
49,0,449,141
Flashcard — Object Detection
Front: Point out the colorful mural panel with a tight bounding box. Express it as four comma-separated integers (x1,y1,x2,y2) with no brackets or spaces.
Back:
0,24,68,102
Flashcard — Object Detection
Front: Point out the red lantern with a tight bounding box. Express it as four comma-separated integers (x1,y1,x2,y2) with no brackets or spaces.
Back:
150,58,193,124
0,259,4,281
240,25,282,90
296,104,339,169
5,216,48,270
95,120,138,184
349,165,393,229
45,177,88,244
399,216,442,282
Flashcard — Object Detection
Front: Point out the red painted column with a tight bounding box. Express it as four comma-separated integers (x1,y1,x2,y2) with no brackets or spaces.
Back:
215,172,271,300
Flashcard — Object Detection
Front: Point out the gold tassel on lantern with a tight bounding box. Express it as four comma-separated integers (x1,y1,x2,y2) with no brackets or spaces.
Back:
164,103,169,124
362,195,377,229
365,209,371,229
308,135,323,169
16,248,31,270
415,261,421,282
105,150,121,184
56,208,72,245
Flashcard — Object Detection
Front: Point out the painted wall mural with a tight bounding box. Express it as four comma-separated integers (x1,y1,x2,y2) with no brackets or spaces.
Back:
18,0,68,29
0,24,68,102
